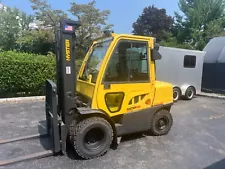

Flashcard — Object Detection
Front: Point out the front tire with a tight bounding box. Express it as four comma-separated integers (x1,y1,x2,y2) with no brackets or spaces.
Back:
72,117,113,159
149,109,173,136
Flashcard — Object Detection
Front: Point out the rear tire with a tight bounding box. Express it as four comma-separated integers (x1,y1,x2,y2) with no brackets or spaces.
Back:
72,117,113,159
149,109,173,136
173,87,181,102
184,87,195,100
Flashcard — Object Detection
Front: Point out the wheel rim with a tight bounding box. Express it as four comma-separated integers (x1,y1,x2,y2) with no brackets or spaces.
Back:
173,91,179,101
156,117,169,131
83,127,106,151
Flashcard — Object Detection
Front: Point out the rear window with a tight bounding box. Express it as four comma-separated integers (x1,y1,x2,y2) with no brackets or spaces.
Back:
183,55,196,68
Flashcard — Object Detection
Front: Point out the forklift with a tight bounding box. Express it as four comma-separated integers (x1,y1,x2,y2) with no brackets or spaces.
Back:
0,19,174,166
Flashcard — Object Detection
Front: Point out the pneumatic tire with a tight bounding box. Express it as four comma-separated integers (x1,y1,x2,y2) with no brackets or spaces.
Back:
149,109,173,136
72,117,113,159
184,87,195,100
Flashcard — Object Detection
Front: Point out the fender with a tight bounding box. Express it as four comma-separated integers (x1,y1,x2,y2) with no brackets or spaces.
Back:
180,84,195,95
77,107,111,119
76,107,115,125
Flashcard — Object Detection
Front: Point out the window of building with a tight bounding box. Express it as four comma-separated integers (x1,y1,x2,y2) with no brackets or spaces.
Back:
184,55,196,68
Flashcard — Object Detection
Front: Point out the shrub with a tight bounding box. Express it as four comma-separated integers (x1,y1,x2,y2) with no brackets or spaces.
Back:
0,51,85,98
0,51,56,98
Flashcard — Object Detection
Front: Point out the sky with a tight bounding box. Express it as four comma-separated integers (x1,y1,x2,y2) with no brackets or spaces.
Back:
1,0,180,34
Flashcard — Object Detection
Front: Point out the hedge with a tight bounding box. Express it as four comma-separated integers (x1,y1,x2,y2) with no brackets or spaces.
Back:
0,51,84,98
0,51,56,98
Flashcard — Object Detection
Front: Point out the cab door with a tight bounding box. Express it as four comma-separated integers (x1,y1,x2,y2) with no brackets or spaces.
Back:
96,38,155,118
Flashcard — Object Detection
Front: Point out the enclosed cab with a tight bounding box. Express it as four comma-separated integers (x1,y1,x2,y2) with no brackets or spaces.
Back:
76,33,173,109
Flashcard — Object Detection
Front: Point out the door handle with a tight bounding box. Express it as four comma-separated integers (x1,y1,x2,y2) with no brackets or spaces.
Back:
104,84,111,90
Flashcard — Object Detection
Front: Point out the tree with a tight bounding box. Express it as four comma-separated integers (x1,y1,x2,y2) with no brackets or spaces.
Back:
29,0,113,58
0,6,33,51
69,0,113,57
16,29,54,55
132,5,174,42
159,31,194,49
174,0,225,50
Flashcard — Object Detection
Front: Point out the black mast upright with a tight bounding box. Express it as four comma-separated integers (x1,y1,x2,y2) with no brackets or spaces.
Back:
56,19,81,130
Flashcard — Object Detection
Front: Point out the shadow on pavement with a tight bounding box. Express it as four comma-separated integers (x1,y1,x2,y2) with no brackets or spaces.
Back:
37,119,83,161
120,132,146,142
65,132,146,161
36,120,154,161
204,158,225,169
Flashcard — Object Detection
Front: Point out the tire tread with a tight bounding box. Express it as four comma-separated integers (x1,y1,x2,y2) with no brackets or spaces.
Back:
72,117,113,159
149,109,173,136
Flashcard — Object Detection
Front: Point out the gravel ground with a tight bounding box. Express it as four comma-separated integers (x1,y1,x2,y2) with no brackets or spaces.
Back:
1,96,225,169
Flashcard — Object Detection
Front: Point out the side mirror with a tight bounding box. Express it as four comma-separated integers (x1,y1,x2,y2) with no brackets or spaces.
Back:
151,39,162,61
151,49,162,61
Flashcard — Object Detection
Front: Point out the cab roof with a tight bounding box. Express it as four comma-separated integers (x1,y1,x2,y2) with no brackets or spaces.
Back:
111,33,155,41
93,33,156,43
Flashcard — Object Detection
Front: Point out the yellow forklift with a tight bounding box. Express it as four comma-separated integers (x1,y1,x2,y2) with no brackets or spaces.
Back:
0,19,174,166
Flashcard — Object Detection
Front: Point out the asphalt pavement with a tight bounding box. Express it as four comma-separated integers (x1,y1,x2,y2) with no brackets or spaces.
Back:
1,96,225,169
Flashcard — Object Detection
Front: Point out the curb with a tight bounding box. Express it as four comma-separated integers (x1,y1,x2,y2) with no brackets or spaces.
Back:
0,96,45,103
197,93,225,100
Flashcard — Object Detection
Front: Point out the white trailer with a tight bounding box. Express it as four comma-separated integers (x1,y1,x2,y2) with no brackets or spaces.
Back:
156,46,206,102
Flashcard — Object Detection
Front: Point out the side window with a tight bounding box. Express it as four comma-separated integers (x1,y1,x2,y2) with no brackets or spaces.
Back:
184,55,196,68
103,40,149,83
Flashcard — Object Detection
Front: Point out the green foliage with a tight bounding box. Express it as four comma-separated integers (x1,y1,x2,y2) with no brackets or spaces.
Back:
160,39,194,49
16,29,54,55
174,0,225,50
0,50,84,98
0,6,34,51
29,0,113,58
132,1,225,50
159,31,194,49
0,1,113,56
69,0,113,52
132,5,174,42
30,0,67,28
0,51,56,98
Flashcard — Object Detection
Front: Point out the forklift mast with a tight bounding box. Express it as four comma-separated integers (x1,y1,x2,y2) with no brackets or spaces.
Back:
55,19,80,126
46,19,82,153
42,19,82,154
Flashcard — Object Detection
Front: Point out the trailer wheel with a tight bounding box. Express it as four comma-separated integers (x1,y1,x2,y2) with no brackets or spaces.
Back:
173,87,181,102
184,86,195,100
72,117,113,159
149,109,173,136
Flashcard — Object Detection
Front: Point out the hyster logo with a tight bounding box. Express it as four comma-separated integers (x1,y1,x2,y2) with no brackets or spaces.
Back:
65,39,70,61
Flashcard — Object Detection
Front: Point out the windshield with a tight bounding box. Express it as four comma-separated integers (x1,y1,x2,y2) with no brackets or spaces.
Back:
81,38,112,83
